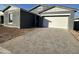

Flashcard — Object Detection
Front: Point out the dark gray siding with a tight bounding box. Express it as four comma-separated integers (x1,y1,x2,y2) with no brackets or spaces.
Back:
0,16,4,24
20,9,43,28
39,17,43,27
35,15,43,27
74,21,79,31
0,16,1,24
20,9,35,28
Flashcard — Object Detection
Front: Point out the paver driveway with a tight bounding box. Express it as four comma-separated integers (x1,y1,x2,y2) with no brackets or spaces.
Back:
0,28,79,54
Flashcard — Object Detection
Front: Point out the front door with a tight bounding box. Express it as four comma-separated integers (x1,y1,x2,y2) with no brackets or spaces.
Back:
35,16,40,27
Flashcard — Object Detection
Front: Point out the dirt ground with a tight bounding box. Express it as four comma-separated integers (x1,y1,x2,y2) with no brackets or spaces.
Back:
0,25,34,43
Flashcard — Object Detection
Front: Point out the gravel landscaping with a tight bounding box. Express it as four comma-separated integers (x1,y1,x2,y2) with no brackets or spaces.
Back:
0,47,11,54
0,28,79,54
0,26,34,43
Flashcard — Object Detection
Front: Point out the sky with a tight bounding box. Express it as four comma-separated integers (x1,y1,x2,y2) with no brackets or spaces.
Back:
0,4,79,18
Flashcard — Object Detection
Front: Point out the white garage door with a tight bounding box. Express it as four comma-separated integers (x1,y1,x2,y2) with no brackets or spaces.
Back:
43,16,69,29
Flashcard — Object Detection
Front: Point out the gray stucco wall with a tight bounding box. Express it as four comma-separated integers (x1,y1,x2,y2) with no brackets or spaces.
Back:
4,9,20,28
68,11,75,29
20,9,35,28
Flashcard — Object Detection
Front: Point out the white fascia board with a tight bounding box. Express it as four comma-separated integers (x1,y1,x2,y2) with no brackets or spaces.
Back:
41,13,71,16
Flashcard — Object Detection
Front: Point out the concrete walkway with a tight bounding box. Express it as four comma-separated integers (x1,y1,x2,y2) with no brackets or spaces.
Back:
0,47,11,54
0,28,79,54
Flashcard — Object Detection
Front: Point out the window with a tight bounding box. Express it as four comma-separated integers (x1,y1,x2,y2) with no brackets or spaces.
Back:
9,13,13,24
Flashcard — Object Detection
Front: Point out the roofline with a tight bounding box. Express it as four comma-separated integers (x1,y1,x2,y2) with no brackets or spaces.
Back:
0,10,2,11
2,5,27,12
2,6,11,12
39,5,78,14
2,5,41,17
55,5,79,10
75,18,79,19
28,5,41,11
39,6,55,14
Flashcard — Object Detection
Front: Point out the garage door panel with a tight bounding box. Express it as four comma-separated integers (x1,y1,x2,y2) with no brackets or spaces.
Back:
43,17,69,29
53,17,68,28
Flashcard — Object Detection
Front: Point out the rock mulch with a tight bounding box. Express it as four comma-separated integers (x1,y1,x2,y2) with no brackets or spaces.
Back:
0,26,34,43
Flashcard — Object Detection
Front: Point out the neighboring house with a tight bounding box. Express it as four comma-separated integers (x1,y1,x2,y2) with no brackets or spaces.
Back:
0,10,4,24
30,5,77,29
2,5,40,28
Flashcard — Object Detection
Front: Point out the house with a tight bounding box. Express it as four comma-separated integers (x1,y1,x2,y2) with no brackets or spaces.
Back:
0,10,4,24
2,5,40,28
1,5,77,29
30,5,77,29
